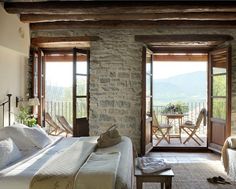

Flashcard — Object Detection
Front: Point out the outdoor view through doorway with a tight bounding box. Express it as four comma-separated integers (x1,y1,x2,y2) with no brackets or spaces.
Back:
45,60,73,125
45,55,88,129
153,53,208,147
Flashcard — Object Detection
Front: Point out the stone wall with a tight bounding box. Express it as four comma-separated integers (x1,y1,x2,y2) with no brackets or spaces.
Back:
32,28,236,152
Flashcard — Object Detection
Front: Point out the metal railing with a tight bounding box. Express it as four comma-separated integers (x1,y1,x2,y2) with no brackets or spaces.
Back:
153,101,207,136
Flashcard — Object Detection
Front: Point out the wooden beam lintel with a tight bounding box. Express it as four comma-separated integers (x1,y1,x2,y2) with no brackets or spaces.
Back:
150,47,212,53
153,54,208,62
31,36,100,44
135,34,234,43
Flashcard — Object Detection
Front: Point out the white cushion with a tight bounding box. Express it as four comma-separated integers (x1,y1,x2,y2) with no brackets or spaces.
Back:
24,126,52,148
0,138,22,170
229,137,236,149
0,124,36,150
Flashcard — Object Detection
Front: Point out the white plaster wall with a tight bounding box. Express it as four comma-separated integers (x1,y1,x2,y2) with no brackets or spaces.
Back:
0,4,30,127
0,46,28,127
0,4,30,56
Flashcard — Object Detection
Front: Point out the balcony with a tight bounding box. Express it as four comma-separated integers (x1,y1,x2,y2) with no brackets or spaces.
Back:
45,100,73,125
153,101,207,147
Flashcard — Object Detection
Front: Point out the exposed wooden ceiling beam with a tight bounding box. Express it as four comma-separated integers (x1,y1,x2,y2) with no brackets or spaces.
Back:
30,20,236,31
4,2,236,15
20,12,236,23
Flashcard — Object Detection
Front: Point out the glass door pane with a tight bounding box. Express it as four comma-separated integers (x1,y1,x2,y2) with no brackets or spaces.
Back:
212,75,226,96
76,98,87,118
212,98,226,120
76,75,87,96
73,49,89,120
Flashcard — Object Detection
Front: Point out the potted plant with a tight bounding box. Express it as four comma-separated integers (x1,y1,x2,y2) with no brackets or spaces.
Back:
161,102,188,115
16,106,37,127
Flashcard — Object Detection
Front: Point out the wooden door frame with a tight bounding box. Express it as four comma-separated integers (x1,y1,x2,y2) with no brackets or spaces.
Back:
207,46,232,152
73,48,90,137
149,49,231,151
141,46,153,155
31,48,45,126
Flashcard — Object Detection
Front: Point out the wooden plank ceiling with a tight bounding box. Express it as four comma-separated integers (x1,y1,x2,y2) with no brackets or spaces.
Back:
4,1,236,30
3,1,236,50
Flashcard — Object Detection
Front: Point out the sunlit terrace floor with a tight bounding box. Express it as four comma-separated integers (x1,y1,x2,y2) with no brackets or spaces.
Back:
153,135,207,147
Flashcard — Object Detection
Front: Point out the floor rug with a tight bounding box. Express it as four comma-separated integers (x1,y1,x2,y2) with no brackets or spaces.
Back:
140,161,236,189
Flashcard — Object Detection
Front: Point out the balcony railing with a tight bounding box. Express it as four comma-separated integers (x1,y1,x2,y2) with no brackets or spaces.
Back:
45,100,207,136
153,101,207,136
45,101,73,125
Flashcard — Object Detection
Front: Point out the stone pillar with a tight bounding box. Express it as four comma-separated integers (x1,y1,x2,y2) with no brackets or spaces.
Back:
89,31,143,152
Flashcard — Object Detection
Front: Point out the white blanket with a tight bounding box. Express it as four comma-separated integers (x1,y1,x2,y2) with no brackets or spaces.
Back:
75,152,121,189
0,137,97,189
30,140,97,189
0,136,133,189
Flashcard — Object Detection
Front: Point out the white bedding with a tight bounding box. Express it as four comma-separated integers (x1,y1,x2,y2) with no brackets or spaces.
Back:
0,136,133,189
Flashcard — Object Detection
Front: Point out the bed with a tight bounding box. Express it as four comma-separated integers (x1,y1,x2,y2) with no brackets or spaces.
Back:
0,124,133,189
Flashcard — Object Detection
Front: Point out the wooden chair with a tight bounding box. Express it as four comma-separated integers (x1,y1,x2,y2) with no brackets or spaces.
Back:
56,115,73,137
180,108,207,145
45,112,66,136
152,111,172,146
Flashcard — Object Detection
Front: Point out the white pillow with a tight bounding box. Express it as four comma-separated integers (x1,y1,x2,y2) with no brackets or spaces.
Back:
0,138,22,170
24,127,52,148
229,137,236,149
0,125,36,150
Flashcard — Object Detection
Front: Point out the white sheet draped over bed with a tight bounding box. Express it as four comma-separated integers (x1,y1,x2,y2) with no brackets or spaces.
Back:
75,152,121,189
0,136,133,189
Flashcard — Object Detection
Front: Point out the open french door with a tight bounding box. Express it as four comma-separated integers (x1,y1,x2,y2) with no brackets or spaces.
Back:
73,48,90,137
141,47,153,155
32,48,45,126
208,46,231,152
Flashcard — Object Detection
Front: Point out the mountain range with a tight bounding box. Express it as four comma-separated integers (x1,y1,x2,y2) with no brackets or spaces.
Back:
153,71,207,105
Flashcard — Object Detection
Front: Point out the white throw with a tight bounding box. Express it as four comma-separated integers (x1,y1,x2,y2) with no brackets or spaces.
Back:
75,152,121,189
30,140,97,189
137,157,171,173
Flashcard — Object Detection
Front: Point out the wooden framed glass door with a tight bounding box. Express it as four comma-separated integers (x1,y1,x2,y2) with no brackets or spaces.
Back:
73,48,90,136
32,48,45,126
208,47,231,152
141,47,153,155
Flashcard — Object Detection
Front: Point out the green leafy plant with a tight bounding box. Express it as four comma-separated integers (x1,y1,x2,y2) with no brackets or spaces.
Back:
16,106,37,127
161,102,188,114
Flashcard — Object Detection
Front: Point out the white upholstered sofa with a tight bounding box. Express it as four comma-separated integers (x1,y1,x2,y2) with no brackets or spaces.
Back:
222,136,236,181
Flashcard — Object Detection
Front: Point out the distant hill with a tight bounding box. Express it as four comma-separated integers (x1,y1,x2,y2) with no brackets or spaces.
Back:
153,71,207,105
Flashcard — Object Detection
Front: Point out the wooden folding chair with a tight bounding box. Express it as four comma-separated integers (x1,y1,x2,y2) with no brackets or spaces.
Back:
45,112,66,136
180,108,207,145
152,111,172,146
57,115,73,137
